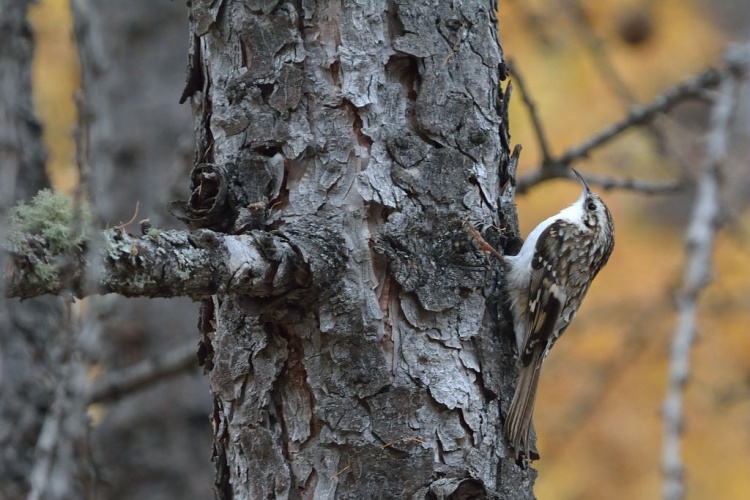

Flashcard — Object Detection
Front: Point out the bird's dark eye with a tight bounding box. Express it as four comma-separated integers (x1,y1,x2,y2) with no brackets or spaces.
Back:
587,202,597,211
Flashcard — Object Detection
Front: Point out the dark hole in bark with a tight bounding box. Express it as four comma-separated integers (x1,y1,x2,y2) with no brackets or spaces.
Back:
331,59,341,87
191,172,219,211
258,83,274,102
254,144,280,157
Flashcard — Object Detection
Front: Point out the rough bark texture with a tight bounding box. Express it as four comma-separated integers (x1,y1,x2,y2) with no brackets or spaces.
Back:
181,1,534,497
5,226,309,300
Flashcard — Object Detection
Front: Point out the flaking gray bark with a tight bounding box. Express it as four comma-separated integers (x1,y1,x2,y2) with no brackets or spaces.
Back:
180,1,534,498
5,226,308,301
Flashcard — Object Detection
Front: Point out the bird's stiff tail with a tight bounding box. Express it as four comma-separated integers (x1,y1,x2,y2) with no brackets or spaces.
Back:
504,349,544,461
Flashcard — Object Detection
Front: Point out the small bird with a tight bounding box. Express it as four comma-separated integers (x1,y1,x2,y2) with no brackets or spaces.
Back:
503,168,615,460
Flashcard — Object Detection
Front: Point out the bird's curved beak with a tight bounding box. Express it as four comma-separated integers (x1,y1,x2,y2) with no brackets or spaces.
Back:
571,168,591,194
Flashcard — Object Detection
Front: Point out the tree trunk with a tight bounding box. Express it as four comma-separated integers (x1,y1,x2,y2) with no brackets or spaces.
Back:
0,1,66,497
182,1,533,497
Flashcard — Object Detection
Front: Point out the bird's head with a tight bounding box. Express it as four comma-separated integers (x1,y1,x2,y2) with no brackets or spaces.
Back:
571,168,613,235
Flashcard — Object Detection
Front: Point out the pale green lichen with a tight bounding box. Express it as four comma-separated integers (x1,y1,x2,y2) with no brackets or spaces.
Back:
102,230,128,258
173,267,192,282
101,230,143,267
9,189,92,253
145,227,163,240
32,262,61,289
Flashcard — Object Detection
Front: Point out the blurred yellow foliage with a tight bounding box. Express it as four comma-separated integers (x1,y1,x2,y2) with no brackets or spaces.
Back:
30,0,79,193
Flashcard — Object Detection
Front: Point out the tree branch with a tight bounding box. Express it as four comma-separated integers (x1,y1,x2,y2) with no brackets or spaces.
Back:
5,227,310,300
518,167,684,194
507,60,553,166
515,63,729,193
88,342,198,404
661,45,747,500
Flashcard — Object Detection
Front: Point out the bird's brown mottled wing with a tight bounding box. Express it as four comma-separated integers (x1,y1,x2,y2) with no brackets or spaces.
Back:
520,220,579,367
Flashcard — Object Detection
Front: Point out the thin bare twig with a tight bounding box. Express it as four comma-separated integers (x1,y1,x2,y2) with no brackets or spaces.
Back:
463,220,505,263
88,342,198,403
519,167,683,195
508,0,556,48
557,66,721,165
661,46,747,500
332,462,351,479
507,60,553,166
564,0,639,104
381,437,426,449
115,201,140,231
564,0,669,153
583,172,683,193
515,65,726,193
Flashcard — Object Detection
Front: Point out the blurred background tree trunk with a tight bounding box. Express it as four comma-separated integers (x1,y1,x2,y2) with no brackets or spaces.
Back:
2,1,213,498
0,2,65,497
74,1,214,498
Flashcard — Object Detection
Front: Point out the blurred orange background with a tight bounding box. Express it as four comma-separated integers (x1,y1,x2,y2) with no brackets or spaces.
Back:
30,0,749,498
